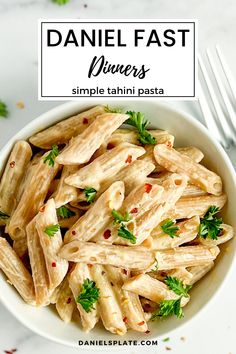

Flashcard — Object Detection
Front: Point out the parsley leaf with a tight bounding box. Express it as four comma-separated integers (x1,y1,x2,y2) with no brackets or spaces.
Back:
112,209,131,224
0,210,10,220
43,145,59,167
44,224,60,237
151,298,183,320
52,0,69,4
165,276,192,297
76,279,100,313
161,219,180,238
199,206,223,240
84,187,97,204
104,105,122,113
118,224,137,244
125,111,156,145
57,205,75,219
0,100,8,118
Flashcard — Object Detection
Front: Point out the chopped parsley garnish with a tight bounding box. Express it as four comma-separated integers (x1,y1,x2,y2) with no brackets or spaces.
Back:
44,224,60,237
104,105,122,113
43,145,59,167
76,279,100,313
161,219,180,238
125,111,156,145
0,100,8,118
52,0,70,4
151,298,183,320
199,206,223,240
118,224,137,244
84,187,97,204
112,209,131,224
0,210,10,220
163,337,170,342
57,205,75,219
165,276,192,298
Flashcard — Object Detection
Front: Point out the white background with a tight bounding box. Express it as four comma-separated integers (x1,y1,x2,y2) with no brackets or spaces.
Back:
40,21,195,98
0,1,236,354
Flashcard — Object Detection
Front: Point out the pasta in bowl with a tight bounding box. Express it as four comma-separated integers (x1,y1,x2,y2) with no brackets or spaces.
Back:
0,101,235,347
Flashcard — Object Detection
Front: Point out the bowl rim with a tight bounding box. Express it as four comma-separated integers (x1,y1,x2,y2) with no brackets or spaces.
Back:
0,100,236,348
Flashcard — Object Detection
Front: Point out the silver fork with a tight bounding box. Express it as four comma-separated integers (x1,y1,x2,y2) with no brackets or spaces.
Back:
198,45,236,168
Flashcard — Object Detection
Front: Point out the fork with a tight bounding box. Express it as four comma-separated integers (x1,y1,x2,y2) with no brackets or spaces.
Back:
198,45,236,168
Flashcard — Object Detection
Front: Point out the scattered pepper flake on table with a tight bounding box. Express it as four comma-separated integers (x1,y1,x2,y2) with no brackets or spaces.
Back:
16,101,25,109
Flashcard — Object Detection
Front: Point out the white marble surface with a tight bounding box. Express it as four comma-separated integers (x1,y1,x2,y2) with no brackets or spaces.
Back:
0,0,236,353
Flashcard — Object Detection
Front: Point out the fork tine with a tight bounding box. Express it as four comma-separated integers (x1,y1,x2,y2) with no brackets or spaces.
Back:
216,45,236,103
198,80,225,145
206,48,236,139
199,54,234,145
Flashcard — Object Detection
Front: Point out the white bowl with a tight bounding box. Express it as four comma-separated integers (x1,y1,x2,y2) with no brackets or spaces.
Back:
0,100,236,348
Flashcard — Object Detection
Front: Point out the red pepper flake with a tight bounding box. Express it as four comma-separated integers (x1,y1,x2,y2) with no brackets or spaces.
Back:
52,262,57,267
107,142,115,150
9,161,15,168
83,117,89,124
138,321,145,326
144,183,152,193
145,330,150,334
88,264,93,268
125,155,132,164
71,230,76,235
123,269,128,275
123,317,128,324
103,229,111,239
66,297,72,304
165,347,172,351
166,141,172,148
130,207,138,214
4,350,17,354
39,205,45,212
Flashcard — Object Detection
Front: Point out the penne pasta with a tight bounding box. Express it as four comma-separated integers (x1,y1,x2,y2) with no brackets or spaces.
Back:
165,194,227,220
36,199,68,290
151,216,200,250
154,245,220,270
90,264,127,335
105,265,148,332
69,263,99,332
56,276,76,323
187,262,214,285
154,144,222,195
176,146,204,163
53,165,80,208
8,151,60,241
56,113,129,165
29,105,106,148
0,237,35,304
59,241,156,270
148,268,193,285
122,274,189,306
64,181,124,243
65,143,145,190
27,218,51,307
96,160,155,198
0,141,32,223
197,223,234,247
92,182,164,244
